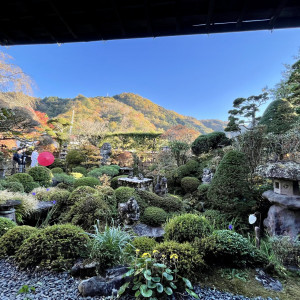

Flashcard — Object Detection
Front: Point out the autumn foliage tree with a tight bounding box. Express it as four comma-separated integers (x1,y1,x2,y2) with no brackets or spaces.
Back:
161,125,199,143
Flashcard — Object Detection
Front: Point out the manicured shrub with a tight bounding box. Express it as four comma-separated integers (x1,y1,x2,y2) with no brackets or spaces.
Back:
25,182,40,193
95,186,117,209
64,194,111,231
115,187,135,204
132,237,157,255
142,206,167,227
10,173,35,193
28,166,52,187
0,226,38,257
200,230,268,268
181,176,200,193
154,241,204,281
53,173,76,186
202,209,228,230
15,224,89,270
74,177,100,188
66,149,86,168
136,190,183,213
51,167,64,174
5,181,24,193
50,158,66,170
0,217,17,237
164,213,212,243
49,190,71,206
87,166,119,178
111,175,127,189
72,166,88,176
70,172,84,179
191,132,230,156
68,186,98,206
176,160,200,180
207,150,253,218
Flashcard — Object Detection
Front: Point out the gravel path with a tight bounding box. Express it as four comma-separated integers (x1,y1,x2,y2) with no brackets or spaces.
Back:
0,259,277,300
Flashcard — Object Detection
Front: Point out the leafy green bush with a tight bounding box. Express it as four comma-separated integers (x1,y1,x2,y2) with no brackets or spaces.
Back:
15,224,89,270
132,237,157,255
49,190,71,205
87,166,119,178
111,175,127,189
53,173,75,185
191,132,230,156
0,226,38,257
0,217,17,237
74,177,100,188
115,187,135,204
50,158,66,170
64,194,111,231
207,150,253,218
67,186,98,206
51,167,64,174
136,190,183,213
66,149,86,168
87,221,133,269
181,177,200,193
5,181,24,193
175,160,200,180
202,209,228,230
154,241,204,281
10,173,35,193
72,166,87,176
95,186,117,209
28,166,52,187
200,230,268,268
164,213,212,243
141,206,167,227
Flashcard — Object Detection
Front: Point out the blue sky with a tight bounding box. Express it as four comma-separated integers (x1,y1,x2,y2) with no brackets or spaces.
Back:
1,28,299,121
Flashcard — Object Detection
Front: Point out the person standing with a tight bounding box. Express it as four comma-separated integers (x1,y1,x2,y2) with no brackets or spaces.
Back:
30,149,39,168
12,148,22,174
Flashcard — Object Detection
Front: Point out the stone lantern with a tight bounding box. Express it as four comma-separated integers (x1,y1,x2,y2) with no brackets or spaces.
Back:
256,161,300,238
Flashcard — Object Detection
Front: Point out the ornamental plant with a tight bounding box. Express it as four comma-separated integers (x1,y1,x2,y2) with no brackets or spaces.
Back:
118,250,199,299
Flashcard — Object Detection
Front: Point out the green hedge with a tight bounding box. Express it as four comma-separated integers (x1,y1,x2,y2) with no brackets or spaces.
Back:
74,177,100,188
87,166,119,178
164,213,212,243
28,166,52,187
72,166,88,176
0,217,17,237
0,226,39,257
141,206,167,227
181,176,200,193
115,187,135,204
51,167,64,174
15,224,89,270
10,173,35,193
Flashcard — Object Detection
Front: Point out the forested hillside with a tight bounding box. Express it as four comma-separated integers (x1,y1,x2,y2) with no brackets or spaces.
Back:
35,93,226,134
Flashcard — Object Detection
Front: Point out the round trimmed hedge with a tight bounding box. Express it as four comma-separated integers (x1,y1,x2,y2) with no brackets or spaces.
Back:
15,224,89,270
74,177,100,188
0,217,17,237
181,176,200,193
154,241,204,282
64,194,111,231
67,186,98,206
111,175,127,189
5,181,24,193
142,206,167,227
72,166,88,176
96,186,117,209
0,226,39,258
200,230,268,268
87,166,119,178
9,173,35,193
51,167,64,174
115,187,135,204
28,166,52,187
164,213,212,243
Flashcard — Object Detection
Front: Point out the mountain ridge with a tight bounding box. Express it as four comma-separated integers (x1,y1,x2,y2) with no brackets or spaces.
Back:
35,93,226,135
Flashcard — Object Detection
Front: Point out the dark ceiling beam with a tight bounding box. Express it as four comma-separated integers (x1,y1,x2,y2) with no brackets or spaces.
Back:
145,0,154,37
111,0,126,37
237,0,250,28
48,0,78,39
206,0,215,32
176,0,182,34
269,0,288,29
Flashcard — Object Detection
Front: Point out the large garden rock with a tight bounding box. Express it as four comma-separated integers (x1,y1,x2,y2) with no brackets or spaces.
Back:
255,269,283,292
78,266,129,297
132,223,164,239
264,204,300,237
71,259,99,278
